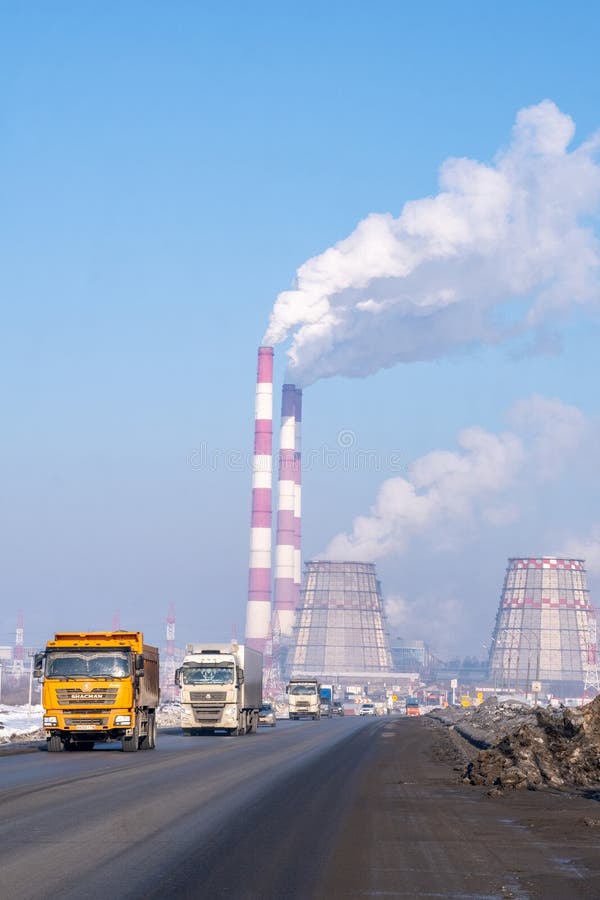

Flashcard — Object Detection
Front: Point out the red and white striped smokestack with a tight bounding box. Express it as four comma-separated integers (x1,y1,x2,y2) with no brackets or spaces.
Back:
273,384,297,636
245,346,274,654
293,387,302,613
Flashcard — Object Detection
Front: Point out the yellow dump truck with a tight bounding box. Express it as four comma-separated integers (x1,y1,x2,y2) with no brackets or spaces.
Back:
34,631,159,752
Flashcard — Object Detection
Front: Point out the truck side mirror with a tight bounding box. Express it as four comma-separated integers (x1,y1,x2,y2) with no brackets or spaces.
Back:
135,653,145,676
33,651,44,679
237,669,245,686
174,668,182,687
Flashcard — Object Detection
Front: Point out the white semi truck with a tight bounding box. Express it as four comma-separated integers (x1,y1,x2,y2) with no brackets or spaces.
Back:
176,642,262,736
287,675,321,720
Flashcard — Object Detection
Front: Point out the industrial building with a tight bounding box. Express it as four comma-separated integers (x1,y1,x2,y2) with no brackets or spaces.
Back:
287,560,393,681
389,638,441,679
488,557,599,698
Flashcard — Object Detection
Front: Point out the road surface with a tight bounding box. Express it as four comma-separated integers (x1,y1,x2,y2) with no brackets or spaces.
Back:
1,716,599,898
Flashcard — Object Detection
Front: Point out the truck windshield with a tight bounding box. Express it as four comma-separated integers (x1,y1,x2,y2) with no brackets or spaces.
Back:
288,684,317,695
45,651,130,678
182,666,234,685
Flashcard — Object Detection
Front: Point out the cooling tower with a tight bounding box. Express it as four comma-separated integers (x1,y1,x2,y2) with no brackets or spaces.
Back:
273,384,297,637
488,557,599,696
245,346,274,654
288,560,393,676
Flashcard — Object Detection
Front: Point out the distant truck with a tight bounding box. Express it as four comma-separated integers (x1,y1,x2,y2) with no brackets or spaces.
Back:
35,631,159,752
405,697,420,717
176,642,262,735
319,683,334,718
287,676,321,720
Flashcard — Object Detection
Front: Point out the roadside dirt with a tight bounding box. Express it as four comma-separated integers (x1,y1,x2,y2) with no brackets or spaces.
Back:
321,716,600,899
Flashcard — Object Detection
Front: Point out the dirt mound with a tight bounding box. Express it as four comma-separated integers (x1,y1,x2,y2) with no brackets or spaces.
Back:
429,696,538,749
464,694,600,793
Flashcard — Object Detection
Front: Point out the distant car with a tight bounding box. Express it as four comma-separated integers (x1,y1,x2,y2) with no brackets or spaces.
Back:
258,703,276,727
319,701,333,718
359,703,376,716
332,701,344,717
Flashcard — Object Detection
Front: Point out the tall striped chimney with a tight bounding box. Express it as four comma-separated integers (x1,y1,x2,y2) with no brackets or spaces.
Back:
273,384,297,636
293,388,303,614
245,346,274,654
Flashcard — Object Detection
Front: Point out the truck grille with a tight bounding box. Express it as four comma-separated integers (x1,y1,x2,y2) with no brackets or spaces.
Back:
190,691,227,702
192,706,223,723
296,701,310,708
56,689,119,706
64,717,109,727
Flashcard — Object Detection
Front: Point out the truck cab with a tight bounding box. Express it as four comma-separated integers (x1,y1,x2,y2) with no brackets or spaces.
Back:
405,697,420,717
176,642,262,736
287,676,321,720
319,683,334,718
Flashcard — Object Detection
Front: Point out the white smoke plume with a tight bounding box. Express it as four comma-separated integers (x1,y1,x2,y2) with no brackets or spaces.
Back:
324,396,587,563
265,101,600,386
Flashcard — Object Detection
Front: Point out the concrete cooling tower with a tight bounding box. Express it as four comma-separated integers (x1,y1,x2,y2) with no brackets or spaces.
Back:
287,560,393,678
489,557,599,697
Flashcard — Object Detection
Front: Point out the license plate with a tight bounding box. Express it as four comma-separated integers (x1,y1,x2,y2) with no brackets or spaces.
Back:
75,725,96,731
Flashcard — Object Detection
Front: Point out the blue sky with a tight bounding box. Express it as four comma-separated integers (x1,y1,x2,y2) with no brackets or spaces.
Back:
2,2,600,655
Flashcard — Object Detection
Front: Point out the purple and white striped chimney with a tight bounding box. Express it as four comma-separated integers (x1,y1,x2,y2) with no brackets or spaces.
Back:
293,388,302,614
273,384,297,637
245,346,274,654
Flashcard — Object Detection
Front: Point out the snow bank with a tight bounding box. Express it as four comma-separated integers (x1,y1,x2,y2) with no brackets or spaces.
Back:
0,705,44,744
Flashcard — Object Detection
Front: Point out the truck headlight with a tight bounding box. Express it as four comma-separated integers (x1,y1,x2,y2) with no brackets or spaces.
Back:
114,715,131,726
43,716,58,726
224,705,237,719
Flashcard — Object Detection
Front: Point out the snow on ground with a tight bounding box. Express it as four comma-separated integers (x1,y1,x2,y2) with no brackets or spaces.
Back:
0,705,44,743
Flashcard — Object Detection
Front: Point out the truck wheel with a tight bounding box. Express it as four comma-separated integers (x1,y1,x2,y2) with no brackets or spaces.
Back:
250,712,258,734
122,718,140,752
47,734,62,752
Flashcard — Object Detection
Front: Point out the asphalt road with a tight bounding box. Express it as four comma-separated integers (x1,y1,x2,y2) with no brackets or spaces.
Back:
1,716,600,899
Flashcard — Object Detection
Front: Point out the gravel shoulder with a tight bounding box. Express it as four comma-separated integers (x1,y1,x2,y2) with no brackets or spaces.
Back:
322,715,600,899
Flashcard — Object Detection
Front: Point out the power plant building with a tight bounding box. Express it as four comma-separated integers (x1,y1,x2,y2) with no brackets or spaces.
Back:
287,561,393,678
489,557,599,696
